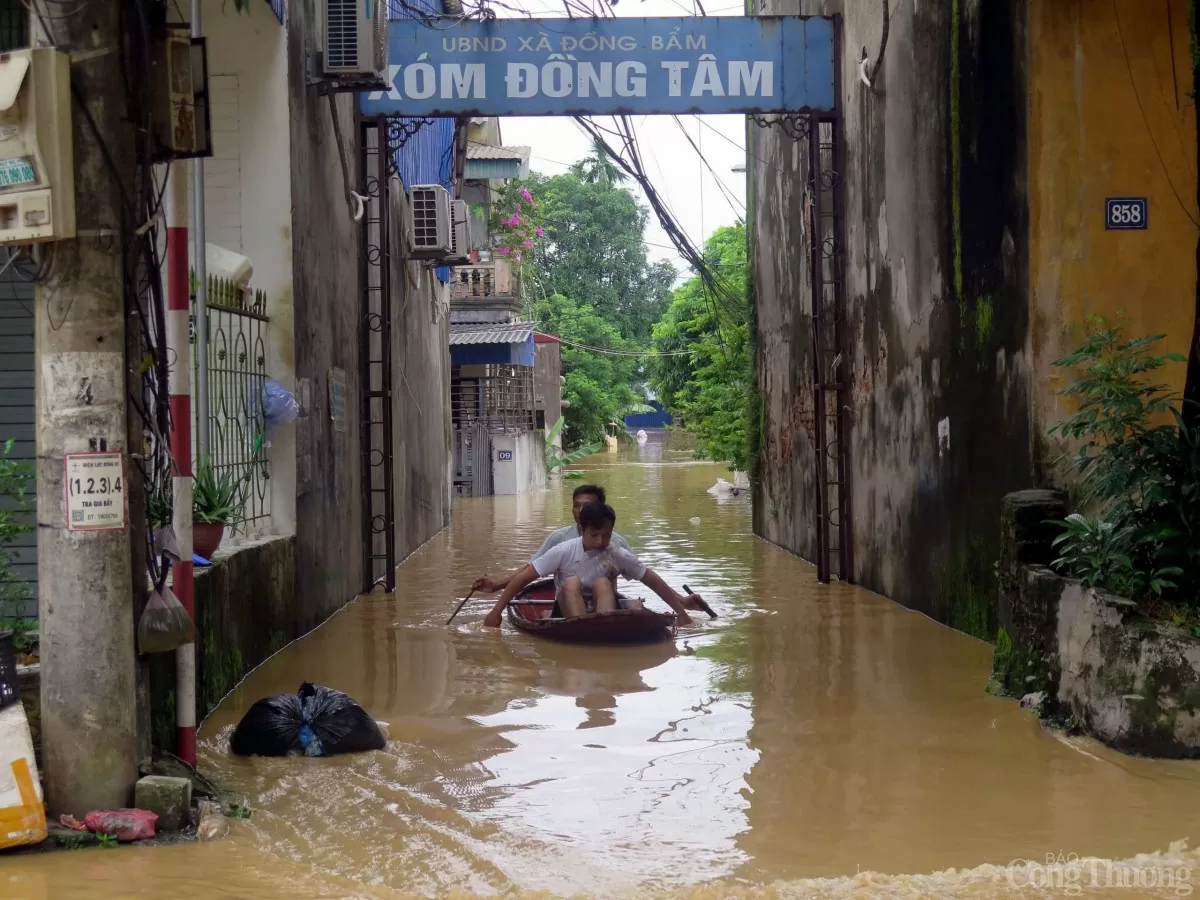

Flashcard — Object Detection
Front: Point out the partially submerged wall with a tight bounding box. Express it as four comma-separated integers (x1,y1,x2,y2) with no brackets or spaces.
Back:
491,431,545,496
387,187,453,559
149,537,296,749
751,0,1034,636
993,492,1200,758
286,6,365,628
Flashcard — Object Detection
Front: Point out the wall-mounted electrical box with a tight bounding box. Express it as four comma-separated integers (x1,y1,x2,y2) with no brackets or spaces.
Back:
150,25,213,162
0,48,74,244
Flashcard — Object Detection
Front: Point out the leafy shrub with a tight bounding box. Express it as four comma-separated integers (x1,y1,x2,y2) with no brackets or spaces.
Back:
1047,316,1199,609
0,437,35,648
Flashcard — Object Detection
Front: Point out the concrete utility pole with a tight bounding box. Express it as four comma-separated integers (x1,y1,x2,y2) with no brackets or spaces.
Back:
36,0,140,814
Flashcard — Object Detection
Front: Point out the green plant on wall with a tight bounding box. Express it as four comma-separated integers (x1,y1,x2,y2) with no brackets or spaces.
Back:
193,456,247,527
0,438,35,651
1046,315,1200,613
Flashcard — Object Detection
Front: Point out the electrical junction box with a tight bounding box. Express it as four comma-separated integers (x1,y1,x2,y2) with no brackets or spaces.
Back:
0,48,74,244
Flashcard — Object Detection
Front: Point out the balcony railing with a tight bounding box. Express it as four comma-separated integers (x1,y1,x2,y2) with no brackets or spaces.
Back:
450,260,520,300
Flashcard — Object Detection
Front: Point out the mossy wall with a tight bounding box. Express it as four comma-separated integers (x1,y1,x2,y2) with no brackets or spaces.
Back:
750,0,1035,635
149,536,296,752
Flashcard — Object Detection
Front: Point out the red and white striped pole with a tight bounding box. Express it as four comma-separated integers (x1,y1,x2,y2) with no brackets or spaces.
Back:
166,164,196,765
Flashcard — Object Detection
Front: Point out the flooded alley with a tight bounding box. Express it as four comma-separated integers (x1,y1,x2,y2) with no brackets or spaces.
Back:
7,439,1200,898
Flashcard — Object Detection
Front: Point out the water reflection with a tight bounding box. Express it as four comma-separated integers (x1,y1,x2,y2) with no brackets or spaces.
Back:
6,431,1200,898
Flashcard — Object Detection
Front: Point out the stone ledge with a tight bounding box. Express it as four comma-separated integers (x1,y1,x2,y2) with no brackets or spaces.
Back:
149,534,297,752
1057,582,1200,757
994,492,1200,758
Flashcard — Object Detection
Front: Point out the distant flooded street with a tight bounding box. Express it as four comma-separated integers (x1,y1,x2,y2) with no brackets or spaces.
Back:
7,433,1200,898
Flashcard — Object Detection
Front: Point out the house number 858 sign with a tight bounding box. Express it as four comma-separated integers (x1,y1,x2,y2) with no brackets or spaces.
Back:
1105,197,1147,231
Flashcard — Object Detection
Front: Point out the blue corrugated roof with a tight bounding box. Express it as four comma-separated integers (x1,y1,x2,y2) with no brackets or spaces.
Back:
379,1,456,193
391,118,456,192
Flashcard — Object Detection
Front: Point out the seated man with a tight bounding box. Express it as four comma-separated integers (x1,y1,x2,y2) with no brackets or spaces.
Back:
482,502,701,628
472,483,631,594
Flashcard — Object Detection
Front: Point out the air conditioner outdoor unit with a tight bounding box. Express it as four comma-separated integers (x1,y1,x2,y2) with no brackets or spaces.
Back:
322,0,388,86
444,199,471,264
408,184,451,259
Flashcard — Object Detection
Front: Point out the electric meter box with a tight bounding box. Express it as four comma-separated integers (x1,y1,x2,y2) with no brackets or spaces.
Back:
0,48,75,244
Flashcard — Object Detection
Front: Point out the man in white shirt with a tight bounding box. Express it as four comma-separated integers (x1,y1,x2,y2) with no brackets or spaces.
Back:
472,484,630,594
483,502,702,627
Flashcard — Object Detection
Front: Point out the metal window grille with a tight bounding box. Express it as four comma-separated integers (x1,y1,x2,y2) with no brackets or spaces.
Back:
190,277,271,529
451,364,535,434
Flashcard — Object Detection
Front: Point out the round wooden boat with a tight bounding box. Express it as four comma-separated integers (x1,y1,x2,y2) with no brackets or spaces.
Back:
506,578,675,644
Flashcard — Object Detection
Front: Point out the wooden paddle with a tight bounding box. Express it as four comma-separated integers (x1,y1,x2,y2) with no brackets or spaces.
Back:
446,588,477,625
683,584,718,619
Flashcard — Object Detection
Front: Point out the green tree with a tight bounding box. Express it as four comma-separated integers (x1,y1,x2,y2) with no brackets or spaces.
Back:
533,292,638,447
569,138,629,187
521,171,675,345
650,224,751,472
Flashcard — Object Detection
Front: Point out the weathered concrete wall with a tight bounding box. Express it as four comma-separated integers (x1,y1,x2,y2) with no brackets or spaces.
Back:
751,0,1035,637
748,41,818,560
150,537,295,748
991,490,1200,758
387,187,453,559
286,6,365,629
1027,0,1196,444
998,561,1200,759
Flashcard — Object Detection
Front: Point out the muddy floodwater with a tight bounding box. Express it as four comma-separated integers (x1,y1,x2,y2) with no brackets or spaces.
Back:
7,435,1200,898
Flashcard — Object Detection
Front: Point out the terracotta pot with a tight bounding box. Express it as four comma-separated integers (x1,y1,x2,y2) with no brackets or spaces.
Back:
193,521,226,559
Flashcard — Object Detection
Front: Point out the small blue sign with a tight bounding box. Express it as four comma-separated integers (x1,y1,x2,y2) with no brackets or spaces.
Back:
496,449,513,461
1105,197,1148,231
360,15,837,118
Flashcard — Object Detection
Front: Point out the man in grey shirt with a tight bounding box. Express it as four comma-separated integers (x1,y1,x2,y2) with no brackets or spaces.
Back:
472,484,630,594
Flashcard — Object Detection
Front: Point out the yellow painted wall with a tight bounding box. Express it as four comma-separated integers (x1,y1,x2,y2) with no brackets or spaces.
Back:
1028,0,1197,439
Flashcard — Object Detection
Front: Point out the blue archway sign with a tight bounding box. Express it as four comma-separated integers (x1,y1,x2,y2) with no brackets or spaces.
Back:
360,16,837,118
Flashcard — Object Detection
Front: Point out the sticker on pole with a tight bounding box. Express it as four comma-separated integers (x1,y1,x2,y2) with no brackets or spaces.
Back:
64,452,127,532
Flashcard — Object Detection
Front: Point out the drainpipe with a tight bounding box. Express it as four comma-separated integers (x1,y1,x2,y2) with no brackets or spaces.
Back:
191,0,210,459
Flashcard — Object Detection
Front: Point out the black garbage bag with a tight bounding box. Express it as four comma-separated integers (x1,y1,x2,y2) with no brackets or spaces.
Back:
229,682,386,758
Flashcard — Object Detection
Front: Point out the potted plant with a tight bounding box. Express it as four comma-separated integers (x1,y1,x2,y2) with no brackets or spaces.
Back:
193,457,244,559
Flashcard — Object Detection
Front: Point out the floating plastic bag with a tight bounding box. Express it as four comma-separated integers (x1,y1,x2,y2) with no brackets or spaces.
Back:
137,586,194,655
0,703,47,850
230,682,386,758
196,800,229,842
82,808,158,842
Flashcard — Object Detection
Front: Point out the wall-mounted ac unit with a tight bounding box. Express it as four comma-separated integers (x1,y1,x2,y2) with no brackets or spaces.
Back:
408,184,451,259
321,0,388,87
444,199,471,264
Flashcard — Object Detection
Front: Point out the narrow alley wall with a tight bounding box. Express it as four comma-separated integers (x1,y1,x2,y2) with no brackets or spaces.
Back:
387,186,453,559
1025,0,1197,439
286,8,365,628
752,0,1035,636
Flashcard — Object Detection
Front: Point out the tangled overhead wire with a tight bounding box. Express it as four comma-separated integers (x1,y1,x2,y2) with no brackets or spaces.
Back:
571,115,744,346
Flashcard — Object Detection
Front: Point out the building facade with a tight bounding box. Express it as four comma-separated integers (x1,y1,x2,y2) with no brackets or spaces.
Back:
749,0,1197,637
448,122,552,497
